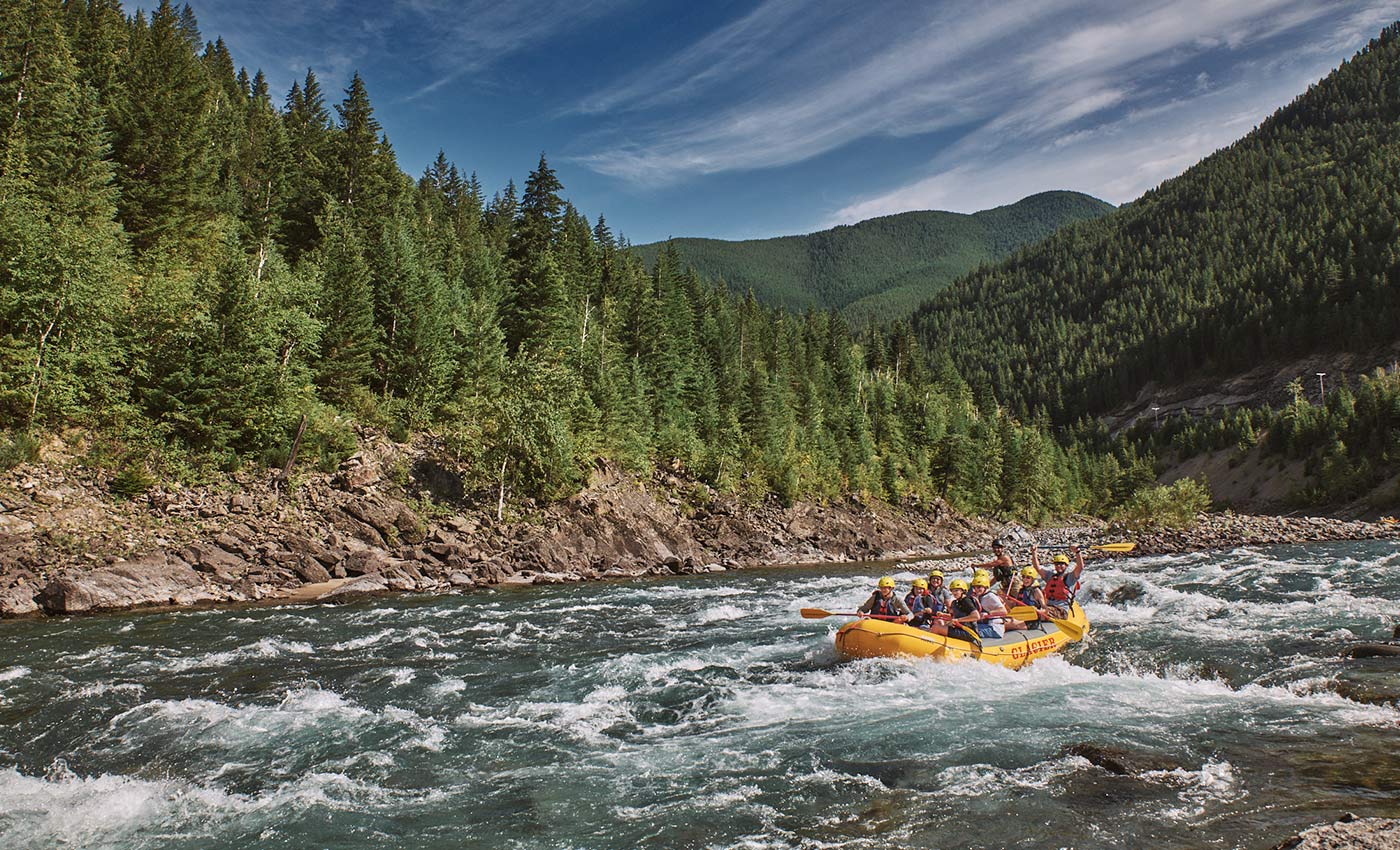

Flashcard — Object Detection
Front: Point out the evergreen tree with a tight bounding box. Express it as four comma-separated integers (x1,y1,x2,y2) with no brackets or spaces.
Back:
308,204,375,405
0,0,128,428
108,0,213,253
281,69,333,259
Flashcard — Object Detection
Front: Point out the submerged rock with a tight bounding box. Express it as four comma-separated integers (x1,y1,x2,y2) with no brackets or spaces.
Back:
1345,644,1400,659
1061,743,1182,776
1106,582,1147,607
1331,675,1400,706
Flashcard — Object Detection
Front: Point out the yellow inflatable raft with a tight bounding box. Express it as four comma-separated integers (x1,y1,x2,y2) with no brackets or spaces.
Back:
833,604,1090,670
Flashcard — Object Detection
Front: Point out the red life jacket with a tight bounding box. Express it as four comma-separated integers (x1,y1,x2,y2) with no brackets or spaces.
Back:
869,593,902,617
1044,569,1078,602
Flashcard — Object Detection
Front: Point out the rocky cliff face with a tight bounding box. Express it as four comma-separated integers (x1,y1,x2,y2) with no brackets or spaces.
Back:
0,434,991,618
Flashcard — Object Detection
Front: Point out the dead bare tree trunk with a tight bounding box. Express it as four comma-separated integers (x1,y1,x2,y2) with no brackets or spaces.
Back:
496,456,508,521
274,414,309,493
27,312,59,430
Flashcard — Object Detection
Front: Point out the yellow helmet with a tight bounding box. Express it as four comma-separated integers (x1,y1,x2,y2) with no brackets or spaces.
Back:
1052,554,1070,565
878,576,896,588
928,570,944,580
971,574,992,589
1021,566,1038,579
949,579,970,592
912,578,928,590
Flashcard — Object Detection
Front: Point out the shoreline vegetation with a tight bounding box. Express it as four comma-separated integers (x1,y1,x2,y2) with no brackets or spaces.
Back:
3,434,1395,622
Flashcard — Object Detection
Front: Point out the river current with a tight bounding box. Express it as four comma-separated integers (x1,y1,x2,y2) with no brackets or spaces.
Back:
1,541,1398,849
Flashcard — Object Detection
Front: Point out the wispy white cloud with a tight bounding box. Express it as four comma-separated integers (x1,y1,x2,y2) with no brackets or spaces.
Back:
823,36,1370,225
574,0,1400,221
402,0,638,99
124,0,635,101
576,0,1077,181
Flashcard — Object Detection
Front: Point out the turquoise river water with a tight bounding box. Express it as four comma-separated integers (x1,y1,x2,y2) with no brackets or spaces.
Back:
2,541,1398,849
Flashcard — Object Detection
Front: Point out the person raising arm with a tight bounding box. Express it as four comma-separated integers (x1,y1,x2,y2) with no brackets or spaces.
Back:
1033,544,1085,618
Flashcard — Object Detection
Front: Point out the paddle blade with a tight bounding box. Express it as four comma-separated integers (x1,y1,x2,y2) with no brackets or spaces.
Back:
1091,542,1137,553
800,608,834,619
1050,616,1084,641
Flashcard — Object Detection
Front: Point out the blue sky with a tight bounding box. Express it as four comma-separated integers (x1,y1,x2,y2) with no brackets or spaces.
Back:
128,0,1400,244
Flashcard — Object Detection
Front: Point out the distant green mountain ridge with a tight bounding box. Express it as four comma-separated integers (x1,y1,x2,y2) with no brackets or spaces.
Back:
632,191,1114,321
911,21,1400,423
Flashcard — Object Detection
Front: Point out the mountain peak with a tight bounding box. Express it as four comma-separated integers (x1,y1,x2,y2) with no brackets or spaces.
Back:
632,191,1113,321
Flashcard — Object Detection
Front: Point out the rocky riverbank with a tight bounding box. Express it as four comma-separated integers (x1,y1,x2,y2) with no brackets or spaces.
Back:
0,435,995,619
2,435,1397,620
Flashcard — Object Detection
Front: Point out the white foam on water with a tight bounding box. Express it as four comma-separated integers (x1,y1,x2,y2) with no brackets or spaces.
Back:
712,645,1400,748
1083,561,1398,640
375,667,417,687
795,765,890,794
935,755,1088,797
0,756,456,850
0,666,31,683
1147,760,1240,820
106,686,448,754
60,681,147,700
626,585,751,601
149,637,315,673
382,706,446,751
329,628,397,651
453,702,543,735
0,764,234,850
694,603,750,625
59,646,119,664
428,677,467,699
512,684,637,746
612,782,765,821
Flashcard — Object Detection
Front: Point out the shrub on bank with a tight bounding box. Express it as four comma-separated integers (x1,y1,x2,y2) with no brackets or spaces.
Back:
1115,477,1212,530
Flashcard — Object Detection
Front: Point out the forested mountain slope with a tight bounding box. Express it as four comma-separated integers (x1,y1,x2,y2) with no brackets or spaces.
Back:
912,21,1400,421
633,191,1113,321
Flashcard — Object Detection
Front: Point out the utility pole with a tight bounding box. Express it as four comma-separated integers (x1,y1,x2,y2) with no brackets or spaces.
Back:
1316,372,1326,401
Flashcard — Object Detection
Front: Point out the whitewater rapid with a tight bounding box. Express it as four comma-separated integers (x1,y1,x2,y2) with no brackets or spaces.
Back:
1,541,1396,849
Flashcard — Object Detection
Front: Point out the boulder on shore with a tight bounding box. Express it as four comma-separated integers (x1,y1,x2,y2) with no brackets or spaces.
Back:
0,585,40,617
315,574,388,605
38,555,208,614
1268,814,1399,850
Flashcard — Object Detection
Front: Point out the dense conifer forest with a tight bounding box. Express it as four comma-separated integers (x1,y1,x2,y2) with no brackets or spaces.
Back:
912,23,1400,424
0,0,1158,521
633,191,1113,322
